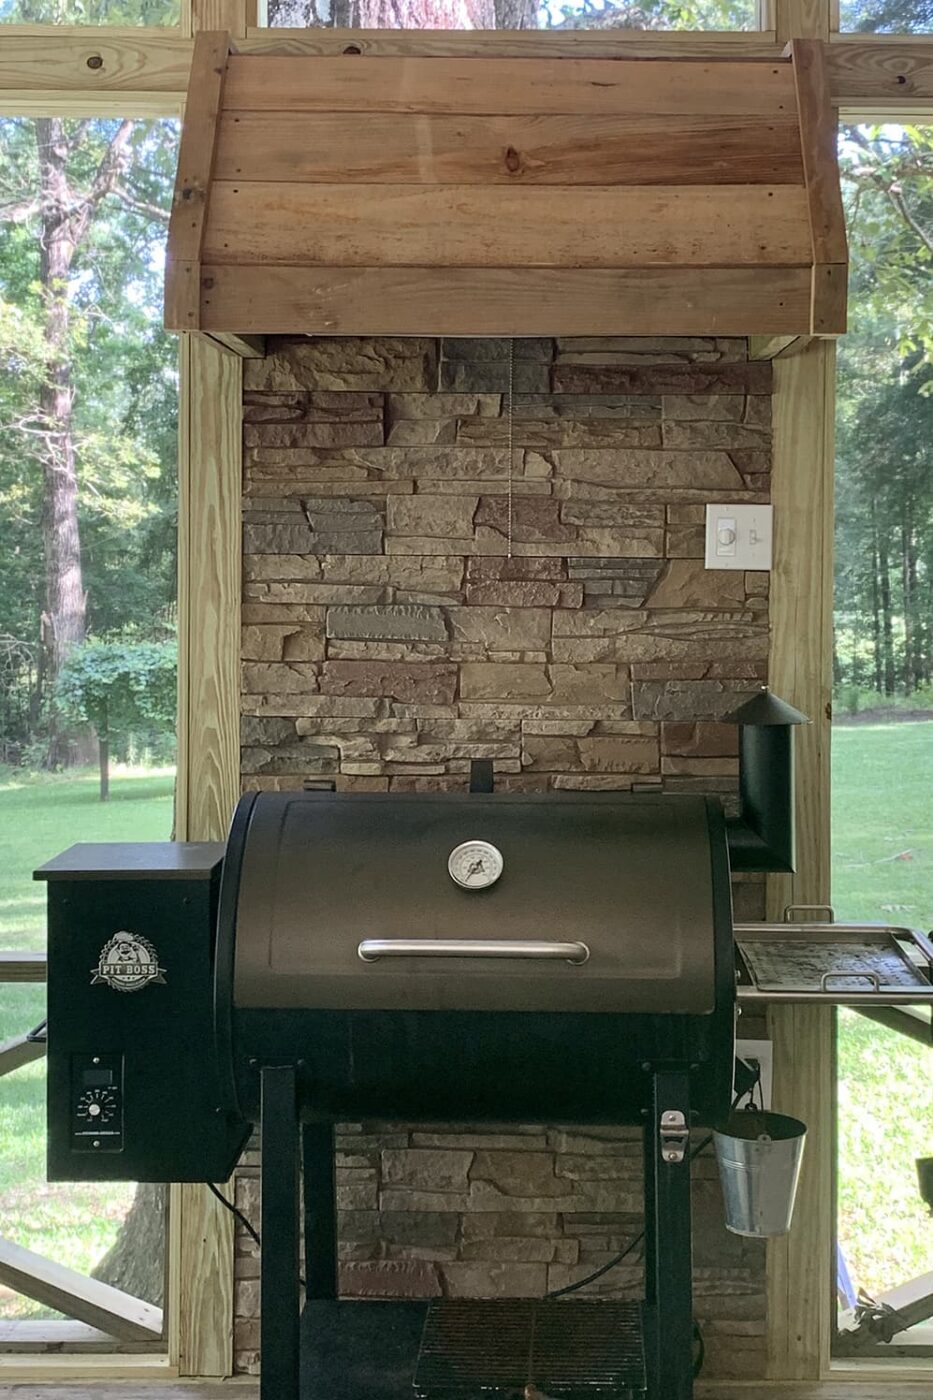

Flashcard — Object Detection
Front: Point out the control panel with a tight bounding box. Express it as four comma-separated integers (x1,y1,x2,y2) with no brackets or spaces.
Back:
70,1053,124,1153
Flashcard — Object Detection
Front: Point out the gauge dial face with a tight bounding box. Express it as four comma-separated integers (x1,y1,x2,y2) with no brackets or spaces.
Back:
76,1088,118,1125
448,839,504,891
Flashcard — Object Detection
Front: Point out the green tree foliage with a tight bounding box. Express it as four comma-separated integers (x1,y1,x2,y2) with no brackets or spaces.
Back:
56,639,177,799
0,115,179,752
835,125,933,704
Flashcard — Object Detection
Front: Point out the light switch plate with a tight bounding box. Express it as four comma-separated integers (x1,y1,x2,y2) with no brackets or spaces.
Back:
705,503,773,571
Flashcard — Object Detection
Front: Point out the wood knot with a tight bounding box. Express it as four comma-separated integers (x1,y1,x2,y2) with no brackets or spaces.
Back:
86,54,104,70
504,145,522,174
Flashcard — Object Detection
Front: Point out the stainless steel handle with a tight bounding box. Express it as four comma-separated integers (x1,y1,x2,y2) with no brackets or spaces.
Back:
784,904,836,924
819,970,881,992
358,939,590,965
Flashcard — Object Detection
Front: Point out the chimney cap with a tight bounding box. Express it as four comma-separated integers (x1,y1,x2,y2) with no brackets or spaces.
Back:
727,687,809,727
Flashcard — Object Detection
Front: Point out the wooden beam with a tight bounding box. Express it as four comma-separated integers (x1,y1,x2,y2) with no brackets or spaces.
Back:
241,27,782,56
750,334,803,357
791,41,848,265
0,951,47,982
0,1320,161,1352
1,29,933,115
170,333,241,1380
165,30,229,333
0,1033,45,1078
766,339,836,1381
205,331,265,358
0,1239,163,1343
775,0,830,42
197,263,815,337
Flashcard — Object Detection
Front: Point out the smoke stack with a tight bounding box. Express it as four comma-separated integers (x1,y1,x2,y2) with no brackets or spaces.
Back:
726,687,809,874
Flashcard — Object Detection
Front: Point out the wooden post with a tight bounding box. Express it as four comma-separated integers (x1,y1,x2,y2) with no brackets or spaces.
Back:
766,339,836,1380
170,331,242,1380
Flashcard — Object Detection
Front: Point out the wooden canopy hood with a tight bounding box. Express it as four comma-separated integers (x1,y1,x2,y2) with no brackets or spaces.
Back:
165,32,847,341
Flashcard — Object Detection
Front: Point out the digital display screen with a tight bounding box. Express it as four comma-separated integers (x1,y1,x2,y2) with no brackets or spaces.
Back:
82,1068,113,1088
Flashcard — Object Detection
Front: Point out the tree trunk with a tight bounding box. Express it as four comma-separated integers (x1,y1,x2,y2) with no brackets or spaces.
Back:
99,735,110,801
92,1184,167,1308
878,536,896,697
34,118,87,763
871,515,884,695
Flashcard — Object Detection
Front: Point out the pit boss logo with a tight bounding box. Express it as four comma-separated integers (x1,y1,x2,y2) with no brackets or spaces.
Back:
91,932,166,993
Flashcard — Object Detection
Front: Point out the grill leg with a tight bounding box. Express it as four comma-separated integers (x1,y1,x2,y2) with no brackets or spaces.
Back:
303,1122,338,1300
643,1070,694,1400
260,1065,300,1400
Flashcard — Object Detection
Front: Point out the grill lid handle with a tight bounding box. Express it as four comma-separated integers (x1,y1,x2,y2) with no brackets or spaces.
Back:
358,939,590,966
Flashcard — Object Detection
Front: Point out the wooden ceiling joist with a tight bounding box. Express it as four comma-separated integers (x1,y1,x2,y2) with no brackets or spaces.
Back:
165,32,847,339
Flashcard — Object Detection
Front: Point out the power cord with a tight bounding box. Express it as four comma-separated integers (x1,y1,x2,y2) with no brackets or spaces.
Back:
207,1181,307,1287
207,1180,261,1250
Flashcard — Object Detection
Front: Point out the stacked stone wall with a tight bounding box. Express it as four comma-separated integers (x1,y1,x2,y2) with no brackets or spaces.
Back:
234,334,771,1379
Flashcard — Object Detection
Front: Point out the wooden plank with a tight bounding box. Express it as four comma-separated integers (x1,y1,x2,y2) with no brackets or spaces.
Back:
0,32,192,95
791,40,848,265
766,340,836,1381
201,180,806,267
750,334,802,357
171,333,241,1380
811,262,848,334
222,54,798,117
775,0,830,41
0,1239,162,1343
0,1033,45,1078
0,951,47,982
165,30,229,333
203,182,812,270
0,1320,159,1352
1,31,933,116
827,41,933,110
198,264,814,337
164,259,200,333
241,28,782,57
213,111,805,186
204,332,265,357
1,1378,933,1397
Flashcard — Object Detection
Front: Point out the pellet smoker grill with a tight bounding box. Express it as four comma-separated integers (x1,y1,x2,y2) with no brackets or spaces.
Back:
36,691,933,1400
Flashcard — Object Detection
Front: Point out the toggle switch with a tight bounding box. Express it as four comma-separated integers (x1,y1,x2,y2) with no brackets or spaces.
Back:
705,504,773,571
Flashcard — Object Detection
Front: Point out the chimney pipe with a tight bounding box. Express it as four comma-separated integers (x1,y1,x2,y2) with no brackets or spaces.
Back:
726,688,809,874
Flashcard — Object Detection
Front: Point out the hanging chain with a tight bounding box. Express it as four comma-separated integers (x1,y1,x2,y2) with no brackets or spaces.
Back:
507,338,514,560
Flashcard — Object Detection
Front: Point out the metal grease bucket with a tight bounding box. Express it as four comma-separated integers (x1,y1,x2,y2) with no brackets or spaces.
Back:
714,1110,806,1238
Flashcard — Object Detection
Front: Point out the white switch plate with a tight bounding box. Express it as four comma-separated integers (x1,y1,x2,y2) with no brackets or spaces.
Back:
705,504,773,571
736,1038,773,1109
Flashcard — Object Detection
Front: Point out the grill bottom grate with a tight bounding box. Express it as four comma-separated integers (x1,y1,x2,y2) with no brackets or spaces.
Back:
413,1298,646,1399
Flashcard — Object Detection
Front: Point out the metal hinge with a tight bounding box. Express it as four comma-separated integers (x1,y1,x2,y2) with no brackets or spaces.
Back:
660,1110,689,1164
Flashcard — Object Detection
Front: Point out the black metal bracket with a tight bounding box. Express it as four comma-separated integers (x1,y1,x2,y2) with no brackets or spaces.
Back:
469,759,494,793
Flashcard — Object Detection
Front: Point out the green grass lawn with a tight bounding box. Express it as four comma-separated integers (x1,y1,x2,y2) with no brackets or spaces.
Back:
832,722,933,1299
0,765,174,1319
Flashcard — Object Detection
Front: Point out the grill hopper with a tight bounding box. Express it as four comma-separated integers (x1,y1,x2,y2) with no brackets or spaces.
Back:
216,790,735,1127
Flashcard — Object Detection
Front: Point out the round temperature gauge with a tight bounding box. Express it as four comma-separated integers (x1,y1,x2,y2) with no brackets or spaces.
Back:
448,840,504,891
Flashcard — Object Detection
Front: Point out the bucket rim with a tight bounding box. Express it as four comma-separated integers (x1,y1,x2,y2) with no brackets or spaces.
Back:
713,1109,807,1143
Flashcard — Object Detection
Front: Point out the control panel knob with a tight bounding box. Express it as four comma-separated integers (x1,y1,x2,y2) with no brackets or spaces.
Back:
76,1088,118,1126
